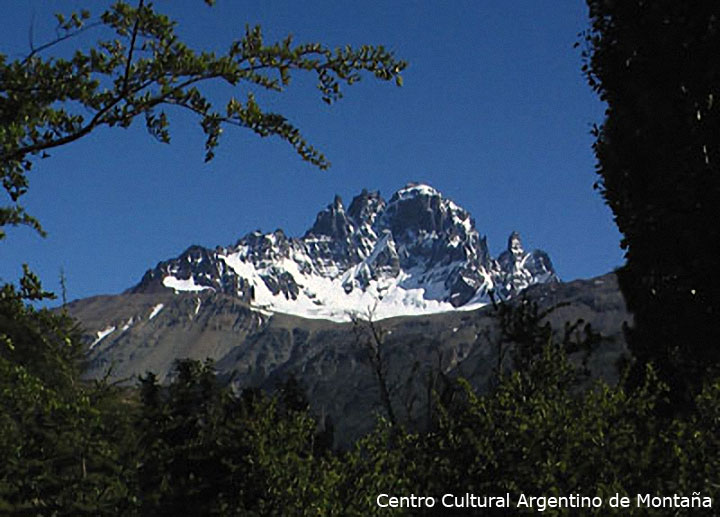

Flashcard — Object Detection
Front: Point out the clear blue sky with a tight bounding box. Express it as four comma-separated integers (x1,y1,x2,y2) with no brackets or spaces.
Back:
1,0,623,304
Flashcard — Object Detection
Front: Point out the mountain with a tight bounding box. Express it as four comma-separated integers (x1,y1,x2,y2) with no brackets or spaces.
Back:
66,183,626,445
130,183,559,321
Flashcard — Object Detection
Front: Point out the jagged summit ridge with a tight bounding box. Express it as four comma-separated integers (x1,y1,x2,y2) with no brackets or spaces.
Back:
132,183,559,321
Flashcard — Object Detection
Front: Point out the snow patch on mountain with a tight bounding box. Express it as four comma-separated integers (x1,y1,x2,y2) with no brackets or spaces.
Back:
121,317,134,332
220,250,483,321
149,303,164,320
91,326,116,349
163,276,212,292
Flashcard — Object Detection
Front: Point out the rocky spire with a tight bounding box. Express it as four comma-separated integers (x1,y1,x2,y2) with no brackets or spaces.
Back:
347,189,385,226
507,231,525,258
306,194,351,240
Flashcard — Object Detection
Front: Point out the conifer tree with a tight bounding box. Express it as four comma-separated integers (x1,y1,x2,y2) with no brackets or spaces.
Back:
582,1,720,406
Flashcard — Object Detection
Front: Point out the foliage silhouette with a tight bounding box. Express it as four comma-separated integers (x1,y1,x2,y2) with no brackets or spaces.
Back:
582,0,720,408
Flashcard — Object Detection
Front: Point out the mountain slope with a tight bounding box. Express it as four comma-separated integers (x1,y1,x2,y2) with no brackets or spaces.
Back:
69,273,628,445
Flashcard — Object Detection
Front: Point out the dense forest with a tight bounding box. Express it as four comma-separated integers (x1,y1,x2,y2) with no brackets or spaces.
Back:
2,1,719,515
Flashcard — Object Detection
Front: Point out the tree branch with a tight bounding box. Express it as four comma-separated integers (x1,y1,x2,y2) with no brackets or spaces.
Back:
121,0,145,95
22,22,102,65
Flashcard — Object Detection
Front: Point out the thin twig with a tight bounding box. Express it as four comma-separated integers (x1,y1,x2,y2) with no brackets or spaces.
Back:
28,10,36,57
22,22,102,65
121,0,145,94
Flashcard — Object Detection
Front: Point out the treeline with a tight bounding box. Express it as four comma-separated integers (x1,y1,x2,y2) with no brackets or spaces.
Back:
1,282,718,515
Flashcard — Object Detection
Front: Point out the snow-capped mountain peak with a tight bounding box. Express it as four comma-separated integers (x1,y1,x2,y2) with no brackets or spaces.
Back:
132,184,559,321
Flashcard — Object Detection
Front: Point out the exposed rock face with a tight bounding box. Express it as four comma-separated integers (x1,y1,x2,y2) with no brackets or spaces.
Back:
496,231,557,298
133,245,254,300
131,183,559,321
